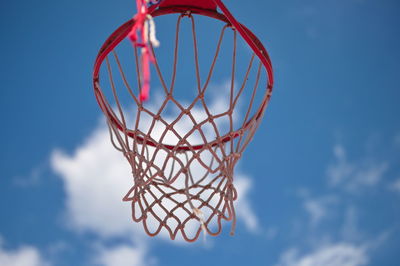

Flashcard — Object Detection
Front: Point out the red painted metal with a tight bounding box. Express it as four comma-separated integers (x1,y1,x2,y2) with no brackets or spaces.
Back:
212,0,274,89
159,0,217,10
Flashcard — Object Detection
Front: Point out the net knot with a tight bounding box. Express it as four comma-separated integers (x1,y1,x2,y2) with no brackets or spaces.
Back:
182,10,192,18
191,195,200,200
181,168,188,174
232,153,241,159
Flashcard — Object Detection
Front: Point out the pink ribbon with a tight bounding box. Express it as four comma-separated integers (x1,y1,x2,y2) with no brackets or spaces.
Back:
128,0,155,102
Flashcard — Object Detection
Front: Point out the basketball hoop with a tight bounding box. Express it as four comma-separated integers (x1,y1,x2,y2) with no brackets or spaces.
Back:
93,0,274,242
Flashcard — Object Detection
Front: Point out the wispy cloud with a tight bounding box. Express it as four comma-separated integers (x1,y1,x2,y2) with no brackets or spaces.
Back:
275,243,368,266
341,207,362,242
0,236,49,266
303,195,338,227
327,145,389,192
12,162,48,187
389,179,400,194
282,140,394,266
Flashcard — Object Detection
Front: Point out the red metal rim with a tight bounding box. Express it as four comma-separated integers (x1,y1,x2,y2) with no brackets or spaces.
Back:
93,5,273,151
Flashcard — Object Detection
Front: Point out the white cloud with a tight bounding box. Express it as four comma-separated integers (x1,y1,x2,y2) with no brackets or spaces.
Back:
51,90,259,242
234,176,260,232
51,127,142,239
327,144,389,192
51,82,260,266
52,123,258,242
93,244,156,266
275,243,368,266
0,237,49,266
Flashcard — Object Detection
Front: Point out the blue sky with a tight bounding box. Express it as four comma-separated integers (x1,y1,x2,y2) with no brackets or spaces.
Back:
1,0,400,265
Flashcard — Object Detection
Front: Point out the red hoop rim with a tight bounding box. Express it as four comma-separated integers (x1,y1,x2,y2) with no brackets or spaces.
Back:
93,5,274,151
